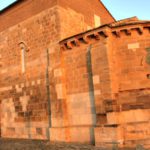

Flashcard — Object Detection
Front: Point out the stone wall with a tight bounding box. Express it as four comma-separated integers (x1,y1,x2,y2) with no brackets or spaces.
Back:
60,21,150,148
104,24,150,148
0,0,114,142
58,0,115,39
0,5,60,139
94,24,150,148
1,0,150,149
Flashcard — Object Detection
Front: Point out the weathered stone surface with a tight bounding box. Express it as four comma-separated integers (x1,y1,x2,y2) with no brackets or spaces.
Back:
0,0,150,149
0,139,101,150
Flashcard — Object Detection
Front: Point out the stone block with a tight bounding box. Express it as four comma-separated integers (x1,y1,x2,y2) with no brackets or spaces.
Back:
94,15,101,27
107,109,150,125
50,127,94,143
31,81,35,86
124,123,150,141
54,69,62,77
128,43,139,50
51,117,63,127
19,94,30,112
0,86,12,92
95,126,124,147
16,85,22,93
93,75,100,84
37,79,41,85
56,84,66,99
69,114,96,126
94,90,101,96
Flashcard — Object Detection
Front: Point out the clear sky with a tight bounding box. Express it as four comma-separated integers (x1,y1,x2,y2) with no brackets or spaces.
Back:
0,0,149,21
0,0,17,11
102,0,150,21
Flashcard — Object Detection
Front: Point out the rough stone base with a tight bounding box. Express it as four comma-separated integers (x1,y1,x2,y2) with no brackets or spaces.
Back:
1,126,49,140
95,123,150,149
94,126,123,148
50,127,95,144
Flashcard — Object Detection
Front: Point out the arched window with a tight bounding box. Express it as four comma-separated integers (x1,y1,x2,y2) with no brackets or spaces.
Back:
18,41,29,73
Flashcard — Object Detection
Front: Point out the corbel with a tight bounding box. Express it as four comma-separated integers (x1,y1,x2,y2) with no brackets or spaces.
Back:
66,41,73,49
112,30,121,37
145,26,150,33
82,35,90,44
60,44,67,51
125,29,131,35
102,28,110,38
137,26,143,34
94,32,100,40
74,38,80,46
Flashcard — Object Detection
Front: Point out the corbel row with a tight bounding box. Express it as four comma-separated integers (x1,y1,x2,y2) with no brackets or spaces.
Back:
60,28,111,50
112,25,150,37
60,24,150,50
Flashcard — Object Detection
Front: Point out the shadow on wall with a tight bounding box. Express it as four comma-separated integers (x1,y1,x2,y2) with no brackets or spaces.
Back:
86,42,113,143
86,44,96,144
90,41,113,115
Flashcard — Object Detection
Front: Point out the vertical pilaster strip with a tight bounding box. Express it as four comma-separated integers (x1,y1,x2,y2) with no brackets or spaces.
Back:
86,44,96,144
46,48,51,139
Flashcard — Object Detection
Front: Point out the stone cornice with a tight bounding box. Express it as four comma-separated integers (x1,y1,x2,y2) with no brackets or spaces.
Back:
60,21,150,50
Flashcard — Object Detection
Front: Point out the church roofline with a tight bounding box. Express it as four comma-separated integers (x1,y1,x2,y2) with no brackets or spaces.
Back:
0,0,116,22
99,0,116,22
60,18,150,50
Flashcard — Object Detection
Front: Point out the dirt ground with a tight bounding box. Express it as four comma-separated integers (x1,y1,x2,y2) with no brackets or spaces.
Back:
0,139,144,150
0,139,103,150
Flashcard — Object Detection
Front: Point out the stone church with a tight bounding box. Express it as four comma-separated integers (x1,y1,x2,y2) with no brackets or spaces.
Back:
0,0,150,149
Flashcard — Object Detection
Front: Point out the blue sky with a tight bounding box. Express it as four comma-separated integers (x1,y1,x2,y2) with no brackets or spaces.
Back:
0,0,149,21
102,0,150,20
0,0,17,11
